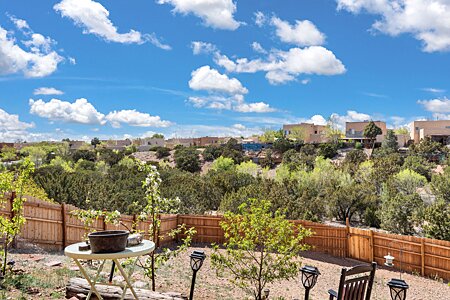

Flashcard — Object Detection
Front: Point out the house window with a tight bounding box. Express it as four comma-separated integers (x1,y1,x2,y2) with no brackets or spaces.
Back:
314,131,317,134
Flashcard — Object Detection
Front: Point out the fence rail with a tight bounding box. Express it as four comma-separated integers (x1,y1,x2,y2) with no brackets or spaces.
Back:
1,195,449,281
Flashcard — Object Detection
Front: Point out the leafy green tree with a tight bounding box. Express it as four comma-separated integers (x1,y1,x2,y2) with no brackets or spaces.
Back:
343,149,367,172
211,199,311,300
71,149,96,162
236,161,259,177
259,149,275,169
379,184,423,235
392,169,427,195
0,159,34,275
394,127,410,135
259,129,283,143
402,155,434,181
0,146,16,162
203,145,223,161
318,143,338,159
151,133,164,139
97,148,124,166
272,136,294,153
325,124,343,144
20,146,47,166
155,147,170,159
382,129,398,152
409,137,448,162
210,156,235,172
431,168,450,201
174,148,201,173
91,137,100,148
363,121,382,150
287,127,306,142
422,200,450,241
160,168,222,213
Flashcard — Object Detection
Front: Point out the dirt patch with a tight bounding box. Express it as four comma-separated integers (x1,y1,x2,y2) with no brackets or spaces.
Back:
1,246,449,299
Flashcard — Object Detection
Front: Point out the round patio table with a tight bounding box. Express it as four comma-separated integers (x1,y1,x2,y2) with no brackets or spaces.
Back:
65,240,155,300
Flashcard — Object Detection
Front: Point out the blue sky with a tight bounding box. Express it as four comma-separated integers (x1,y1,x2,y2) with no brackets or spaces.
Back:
1,0,450,142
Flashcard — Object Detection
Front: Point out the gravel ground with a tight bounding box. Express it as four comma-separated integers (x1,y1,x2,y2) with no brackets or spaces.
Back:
3,245,449,300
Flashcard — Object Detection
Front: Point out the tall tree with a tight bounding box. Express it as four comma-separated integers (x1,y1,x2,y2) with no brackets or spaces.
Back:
363,121,382,151
382,129,398,152
211,199,311,300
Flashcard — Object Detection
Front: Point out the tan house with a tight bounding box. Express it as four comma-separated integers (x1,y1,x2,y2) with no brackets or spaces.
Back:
410,120,450,144
283,123,328,143
344,121,387,143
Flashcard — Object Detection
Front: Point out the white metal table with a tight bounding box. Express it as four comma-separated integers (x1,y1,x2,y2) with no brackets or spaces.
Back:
65,240,155,300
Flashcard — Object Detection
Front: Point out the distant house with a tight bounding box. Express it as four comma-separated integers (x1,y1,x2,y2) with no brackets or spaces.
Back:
0,142,14,150
344,121,387,143
410,120,450,145
101,139,132,150
165,136,225,148
134,137,165,151
282,123,328,143
69,141,92,151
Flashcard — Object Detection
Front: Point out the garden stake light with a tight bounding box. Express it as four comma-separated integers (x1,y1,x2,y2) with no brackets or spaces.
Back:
189,250,206,300
300,265,320,300
385,242,409,300
387,278,409,300
263,288,270,299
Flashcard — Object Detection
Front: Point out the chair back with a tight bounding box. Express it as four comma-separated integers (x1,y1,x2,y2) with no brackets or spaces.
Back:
336,262,376,300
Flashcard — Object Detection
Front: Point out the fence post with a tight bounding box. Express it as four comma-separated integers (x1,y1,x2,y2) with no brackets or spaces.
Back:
421,239,425,276
61,203,67,248
369,230,374,262
175,214,179,243
345,217,350,258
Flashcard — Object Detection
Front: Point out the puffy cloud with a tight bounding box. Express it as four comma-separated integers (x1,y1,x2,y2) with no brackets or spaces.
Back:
158,0,241,30
234,102,276,113
215,46,346,84
337,0,450,52
29,97,173,128
329,110,372,129
54,0,171,49
0,24,64,77
187,66,276,113
33,87,64,95
0,108,34,131
189,65,248,94
251,42,267,54
105,109,172,128
254,11,267,27
29,98,106,125
418,97,450,113
8,15,30,31
271,17,325,46
191,41,217,55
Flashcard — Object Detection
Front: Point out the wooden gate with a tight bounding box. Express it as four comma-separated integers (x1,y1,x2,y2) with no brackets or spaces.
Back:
349,227,373,262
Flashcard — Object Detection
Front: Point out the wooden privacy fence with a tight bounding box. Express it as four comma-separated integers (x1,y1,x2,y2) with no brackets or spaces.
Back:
1,196,449,281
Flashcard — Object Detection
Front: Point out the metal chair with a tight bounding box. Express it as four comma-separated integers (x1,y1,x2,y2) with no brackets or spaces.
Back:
328,262,377,300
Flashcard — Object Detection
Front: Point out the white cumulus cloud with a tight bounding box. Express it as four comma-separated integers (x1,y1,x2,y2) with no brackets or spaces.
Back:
189,65,248,94
337,0,450,52
33,87,64,95
0,108,34,131
105,109,172,128
271,17,326,46
0,24,64,77
158,0,241,30
54,0,171,49
29,98,106,125
234,102,276,113
191,41,217,55
215,46,346,85
418,97,450,113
